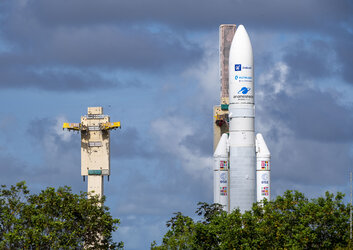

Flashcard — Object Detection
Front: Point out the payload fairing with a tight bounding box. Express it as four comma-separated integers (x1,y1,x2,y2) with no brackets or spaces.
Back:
213,25,271,213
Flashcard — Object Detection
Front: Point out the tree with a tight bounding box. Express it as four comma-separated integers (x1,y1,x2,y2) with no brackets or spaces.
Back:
152,191,351,249
0,181,123,249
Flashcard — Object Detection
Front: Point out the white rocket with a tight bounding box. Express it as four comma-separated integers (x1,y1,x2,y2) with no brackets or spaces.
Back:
213,25,271,212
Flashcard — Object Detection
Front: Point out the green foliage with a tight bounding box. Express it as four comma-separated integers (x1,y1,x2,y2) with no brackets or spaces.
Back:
0,181,123,249
152,190,352,249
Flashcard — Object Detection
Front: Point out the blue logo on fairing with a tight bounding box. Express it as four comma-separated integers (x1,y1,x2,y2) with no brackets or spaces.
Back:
220,173,227,183
238,87,251,94
235,64,241,71
262,173,269,181
235,75,238,80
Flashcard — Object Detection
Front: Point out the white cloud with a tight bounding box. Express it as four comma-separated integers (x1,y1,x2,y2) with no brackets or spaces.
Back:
258,61,289,95
54,115,73,142
150,115,212,181
182,34,219,106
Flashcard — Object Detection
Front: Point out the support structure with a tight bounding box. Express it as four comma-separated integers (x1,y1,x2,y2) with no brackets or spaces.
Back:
213,24,236,151
63,107,121,198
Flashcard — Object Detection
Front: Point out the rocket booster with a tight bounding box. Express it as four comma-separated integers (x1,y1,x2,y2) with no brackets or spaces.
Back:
213,133,229,211
256,133,271,202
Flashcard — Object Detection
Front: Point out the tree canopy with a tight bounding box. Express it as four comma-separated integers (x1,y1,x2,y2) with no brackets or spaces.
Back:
0,181,123,249
152,190,351,249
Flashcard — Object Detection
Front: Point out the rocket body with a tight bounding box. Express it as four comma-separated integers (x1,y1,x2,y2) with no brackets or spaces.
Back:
214,24,271,213
228,25,256,212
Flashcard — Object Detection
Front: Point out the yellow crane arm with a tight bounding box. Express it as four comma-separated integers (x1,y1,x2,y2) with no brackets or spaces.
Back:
63,122,121,131
101,122,121,130
63,123,81,131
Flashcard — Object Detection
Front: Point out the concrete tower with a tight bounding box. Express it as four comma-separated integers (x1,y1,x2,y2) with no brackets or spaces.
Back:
63,107,120,198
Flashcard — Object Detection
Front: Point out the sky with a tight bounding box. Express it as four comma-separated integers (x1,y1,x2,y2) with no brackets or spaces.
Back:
0,0,353,248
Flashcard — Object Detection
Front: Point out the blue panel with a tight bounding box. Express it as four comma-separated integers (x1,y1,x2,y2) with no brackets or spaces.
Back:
88,170,102,175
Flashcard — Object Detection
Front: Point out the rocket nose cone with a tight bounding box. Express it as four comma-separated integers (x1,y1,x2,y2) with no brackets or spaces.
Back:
234,24,250,41
237,24,246,33
230,24,252,56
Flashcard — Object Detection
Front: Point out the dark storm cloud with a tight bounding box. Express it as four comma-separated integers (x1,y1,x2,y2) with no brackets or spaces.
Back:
27,118,67,144
2,24,201,70
0,0,351,91
334,31,353,84
110,127,157,159
255,57,353,187
269,139,353,201
15,0,352,31
283,39,335,81
0,1,203,91
255,90,353,193
268,89,353,143
280,27,353,86
0,65,117,91
270,139,352,186
180,129,213,157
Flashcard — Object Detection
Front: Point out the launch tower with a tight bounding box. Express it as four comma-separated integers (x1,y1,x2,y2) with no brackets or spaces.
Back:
63,107,120,198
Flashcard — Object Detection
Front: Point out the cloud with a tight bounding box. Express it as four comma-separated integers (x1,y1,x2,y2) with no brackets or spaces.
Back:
150,115,212,181
182,32,219,108
255,59,353,198
0,1,202,91
334,31,353,84
271,138,352,186
257,62,290,96
1,25,201,71
268,127,353,200
24,116,84,191
272,90,353,143
110,127,157,159
10,0,352,31
0,2,203,91
283,39,336,81
1,0,352,93
0,66,118,91
257,59,353,143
